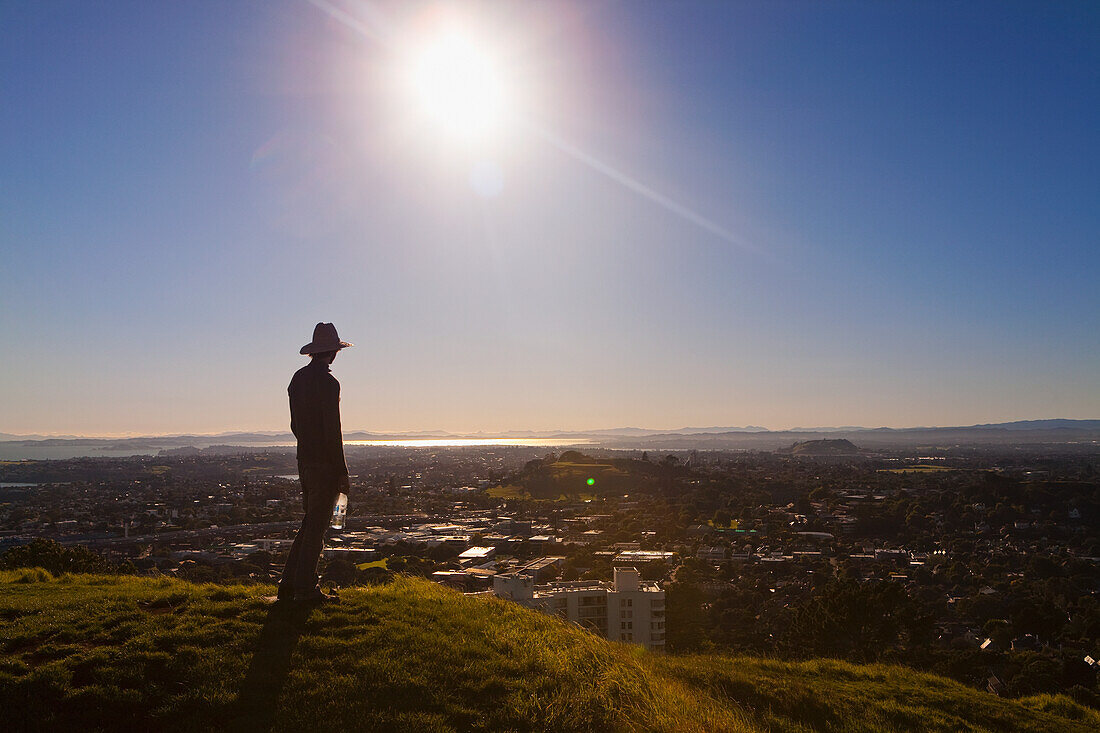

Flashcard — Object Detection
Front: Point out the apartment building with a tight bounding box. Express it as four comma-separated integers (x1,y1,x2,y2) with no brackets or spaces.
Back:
493,566,666,651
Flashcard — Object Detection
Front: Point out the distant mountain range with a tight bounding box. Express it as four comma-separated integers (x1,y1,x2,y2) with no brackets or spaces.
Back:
595,420,1100,451
2,419,1099,453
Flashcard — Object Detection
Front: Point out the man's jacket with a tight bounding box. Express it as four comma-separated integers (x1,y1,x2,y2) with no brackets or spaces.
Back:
288,359,349,479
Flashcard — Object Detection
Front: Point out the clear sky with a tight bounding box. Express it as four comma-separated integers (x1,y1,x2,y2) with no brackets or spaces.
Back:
2,0,1098,436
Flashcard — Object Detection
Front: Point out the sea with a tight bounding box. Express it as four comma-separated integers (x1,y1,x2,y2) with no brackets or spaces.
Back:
0,438,590,461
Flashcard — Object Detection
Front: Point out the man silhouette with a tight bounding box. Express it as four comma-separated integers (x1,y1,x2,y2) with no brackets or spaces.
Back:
277,322,352,603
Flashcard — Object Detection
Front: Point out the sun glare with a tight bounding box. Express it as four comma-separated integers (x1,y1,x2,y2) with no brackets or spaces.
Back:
401,26,509,143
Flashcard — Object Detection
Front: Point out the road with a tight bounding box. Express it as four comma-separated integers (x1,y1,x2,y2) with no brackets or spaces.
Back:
57,513,430,548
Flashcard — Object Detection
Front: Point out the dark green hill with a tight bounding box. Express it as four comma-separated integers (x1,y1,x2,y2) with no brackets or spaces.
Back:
1,570,1095,732
513,451,657,498
781,438,862,455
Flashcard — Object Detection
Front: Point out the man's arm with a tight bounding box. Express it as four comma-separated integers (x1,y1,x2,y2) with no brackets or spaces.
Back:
323,377,350,489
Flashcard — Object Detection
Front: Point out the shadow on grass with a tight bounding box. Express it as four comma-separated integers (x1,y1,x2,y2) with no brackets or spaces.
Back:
229,601,314,732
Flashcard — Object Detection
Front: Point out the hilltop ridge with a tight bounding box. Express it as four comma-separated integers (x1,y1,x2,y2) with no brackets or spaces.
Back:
1,571,1095,732
778,438,863,455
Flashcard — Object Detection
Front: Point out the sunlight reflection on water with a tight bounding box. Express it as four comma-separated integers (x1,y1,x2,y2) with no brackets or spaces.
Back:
344,438,590,448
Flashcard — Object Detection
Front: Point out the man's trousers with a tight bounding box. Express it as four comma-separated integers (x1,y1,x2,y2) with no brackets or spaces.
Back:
278,463,341,597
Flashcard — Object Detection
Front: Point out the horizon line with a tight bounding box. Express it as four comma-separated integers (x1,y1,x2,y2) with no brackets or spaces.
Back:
3,417,1098,441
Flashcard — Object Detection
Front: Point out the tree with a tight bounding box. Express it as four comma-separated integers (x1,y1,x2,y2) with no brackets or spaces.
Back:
0,539,112,575
781,580,929,662
358,566,394,585
321,557,357,586
639,560,669,581
665,580,708,652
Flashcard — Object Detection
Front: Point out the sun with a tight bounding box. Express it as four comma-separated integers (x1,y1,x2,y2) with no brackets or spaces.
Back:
400,26,510,144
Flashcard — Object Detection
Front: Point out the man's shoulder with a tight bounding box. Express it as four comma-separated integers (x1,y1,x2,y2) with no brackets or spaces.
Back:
289,363,339,392
288,364,312,390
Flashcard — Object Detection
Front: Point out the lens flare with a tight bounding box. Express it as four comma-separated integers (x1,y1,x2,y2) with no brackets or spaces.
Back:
402,27,509,143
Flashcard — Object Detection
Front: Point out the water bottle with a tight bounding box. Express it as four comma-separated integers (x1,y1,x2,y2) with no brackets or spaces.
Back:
330,492,348,530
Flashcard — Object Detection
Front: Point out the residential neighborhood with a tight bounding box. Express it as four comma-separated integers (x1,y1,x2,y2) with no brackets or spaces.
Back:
2,443,1098,705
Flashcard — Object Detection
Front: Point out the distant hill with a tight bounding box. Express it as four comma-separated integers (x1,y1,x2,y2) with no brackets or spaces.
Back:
779,438,862,455
0,433,81,441
597,420,1100,450
3,419,1100,457
964,419,1100,431
512,450,655,498
1,571,1096,732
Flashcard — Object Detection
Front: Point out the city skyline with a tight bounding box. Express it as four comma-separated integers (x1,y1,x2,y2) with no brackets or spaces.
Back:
2,1,1098,435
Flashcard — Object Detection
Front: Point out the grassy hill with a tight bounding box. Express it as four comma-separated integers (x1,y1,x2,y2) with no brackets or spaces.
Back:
511,451,659,499
781,439,862,456
1,570,1095,732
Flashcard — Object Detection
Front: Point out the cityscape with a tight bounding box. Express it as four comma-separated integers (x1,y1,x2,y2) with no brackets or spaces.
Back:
3,436,1097,703
2,0,1097,730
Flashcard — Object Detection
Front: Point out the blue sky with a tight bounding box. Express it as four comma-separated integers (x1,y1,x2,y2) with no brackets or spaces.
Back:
1,0,1097,435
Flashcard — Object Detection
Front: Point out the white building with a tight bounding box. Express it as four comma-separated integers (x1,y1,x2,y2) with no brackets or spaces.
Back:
458,545,497,564
493,566,666,651
612,550,675,565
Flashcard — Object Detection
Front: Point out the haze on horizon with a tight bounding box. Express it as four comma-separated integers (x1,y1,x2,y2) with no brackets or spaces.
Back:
2,1,1098,437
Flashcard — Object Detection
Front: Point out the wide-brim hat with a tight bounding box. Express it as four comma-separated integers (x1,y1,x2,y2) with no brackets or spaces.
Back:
300,322,353,355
